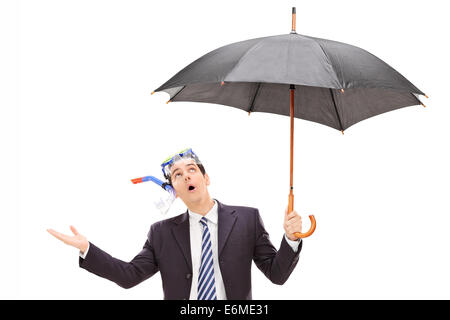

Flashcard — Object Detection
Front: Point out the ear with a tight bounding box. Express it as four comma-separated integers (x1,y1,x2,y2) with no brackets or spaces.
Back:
170,185,178,198
205,173,210,186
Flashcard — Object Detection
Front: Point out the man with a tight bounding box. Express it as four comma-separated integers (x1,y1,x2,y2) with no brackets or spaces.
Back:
47,148,303,300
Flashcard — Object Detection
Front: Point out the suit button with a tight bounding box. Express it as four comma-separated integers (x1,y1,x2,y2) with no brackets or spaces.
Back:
186,273,192,279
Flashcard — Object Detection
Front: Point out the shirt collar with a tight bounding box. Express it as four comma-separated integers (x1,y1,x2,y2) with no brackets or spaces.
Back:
188,199,218,225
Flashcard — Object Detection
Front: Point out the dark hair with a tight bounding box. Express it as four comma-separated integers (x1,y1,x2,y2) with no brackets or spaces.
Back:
165,162,206,187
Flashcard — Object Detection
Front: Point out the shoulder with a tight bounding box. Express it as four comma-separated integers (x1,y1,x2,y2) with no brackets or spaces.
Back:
226,204,258,214
149,212,186,232
217,200,260,219
146,213,185,245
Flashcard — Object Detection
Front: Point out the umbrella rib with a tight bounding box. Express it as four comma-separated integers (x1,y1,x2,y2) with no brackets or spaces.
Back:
223,38,269,82
169,86,186,101
248,82,262,113
329,88,344,131
410,92,423,106
314,40,342,89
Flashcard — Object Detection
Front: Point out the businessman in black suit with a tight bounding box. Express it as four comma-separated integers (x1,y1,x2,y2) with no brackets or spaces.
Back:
48,150,303,299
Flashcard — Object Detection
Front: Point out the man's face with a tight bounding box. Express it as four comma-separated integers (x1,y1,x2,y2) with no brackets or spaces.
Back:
169,158,210,205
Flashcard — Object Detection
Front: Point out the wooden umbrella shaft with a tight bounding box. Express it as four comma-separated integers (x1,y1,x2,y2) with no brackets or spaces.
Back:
289,84,317,239
289,86,295,213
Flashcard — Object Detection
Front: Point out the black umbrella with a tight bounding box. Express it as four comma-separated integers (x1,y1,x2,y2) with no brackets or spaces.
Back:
152,7,427,238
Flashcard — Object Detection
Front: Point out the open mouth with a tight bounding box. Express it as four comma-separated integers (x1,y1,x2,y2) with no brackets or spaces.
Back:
188,185,196,192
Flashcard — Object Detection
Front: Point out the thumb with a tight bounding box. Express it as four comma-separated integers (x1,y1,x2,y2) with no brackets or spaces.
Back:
70,225,79,236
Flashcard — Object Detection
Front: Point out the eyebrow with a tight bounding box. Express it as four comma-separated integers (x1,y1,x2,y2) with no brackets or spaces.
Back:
171,163,197,177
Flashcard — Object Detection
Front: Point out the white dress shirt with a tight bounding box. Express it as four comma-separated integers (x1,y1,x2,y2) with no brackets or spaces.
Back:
80,199,301,299
188,200,227,299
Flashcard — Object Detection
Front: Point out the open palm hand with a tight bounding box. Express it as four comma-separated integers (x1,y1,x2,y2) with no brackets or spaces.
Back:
47,226,89,253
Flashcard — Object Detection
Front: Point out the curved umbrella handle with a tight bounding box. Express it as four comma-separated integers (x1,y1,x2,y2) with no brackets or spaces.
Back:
288,194,317,239
294,215,316,239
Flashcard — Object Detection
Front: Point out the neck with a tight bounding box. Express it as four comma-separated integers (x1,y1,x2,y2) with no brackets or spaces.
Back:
187,196,215,216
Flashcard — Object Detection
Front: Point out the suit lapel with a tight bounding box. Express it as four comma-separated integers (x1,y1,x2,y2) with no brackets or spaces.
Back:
171,200,236,270
171,211,192,272
216,199,237,258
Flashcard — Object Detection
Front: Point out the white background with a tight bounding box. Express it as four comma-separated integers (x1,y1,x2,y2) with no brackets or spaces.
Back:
1,0,450,299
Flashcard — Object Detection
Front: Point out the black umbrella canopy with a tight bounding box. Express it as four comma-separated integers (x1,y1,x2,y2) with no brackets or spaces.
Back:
154,33,426,131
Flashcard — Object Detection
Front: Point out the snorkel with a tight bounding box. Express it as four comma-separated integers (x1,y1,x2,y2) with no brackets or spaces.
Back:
130,148,202,215
131,175,176,215
131,175,175,194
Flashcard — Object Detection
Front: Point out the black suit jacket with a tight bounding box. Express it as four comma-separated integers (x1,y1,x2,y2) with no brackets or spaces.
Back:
79,199,302,299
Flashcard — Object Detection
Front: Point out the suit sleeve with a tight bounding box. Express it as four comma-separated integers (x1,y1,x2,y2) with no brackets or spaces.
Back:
252,209,302,285
79,224,160,289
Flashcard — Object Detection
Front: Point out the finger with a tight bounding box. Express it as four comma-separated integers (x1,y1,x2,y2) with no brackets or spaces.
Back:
47,229,70,243
70,225,79,236
286,216,300,226
286,211,298,220
287,226,301,235
47,228,60,239
286,218,302,230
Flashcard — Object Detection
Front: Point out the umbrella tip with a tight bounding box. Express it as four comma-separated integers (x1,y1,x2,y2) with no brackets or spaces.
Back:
151,91,155,95
248,111,251,116
341,130,345,135
291,7,296,33
421,102,427,108
166,100,171,104
425,94,429,99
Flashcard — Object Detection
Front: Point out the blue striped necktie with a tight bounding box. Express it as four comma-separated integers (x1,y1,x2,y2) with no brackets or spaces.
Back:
197,217,217,300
